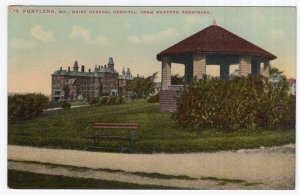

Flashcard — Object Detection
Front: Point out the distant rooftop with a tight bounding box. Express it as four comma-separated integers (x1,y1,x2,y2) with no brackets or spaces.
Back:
52,70,99,77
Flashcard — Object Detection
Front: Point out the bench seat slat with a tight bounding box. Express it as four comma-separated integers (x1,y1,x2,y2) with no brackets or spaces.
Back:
84,135,130,141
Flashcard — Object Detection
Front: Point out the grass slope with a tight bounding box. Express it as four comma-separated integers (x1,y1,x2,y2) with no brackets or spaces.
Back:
8,101,295,153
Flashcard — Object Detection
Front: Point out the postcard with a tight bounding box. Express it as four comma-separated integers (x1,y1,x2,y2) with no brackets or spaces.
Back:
7,5,296,191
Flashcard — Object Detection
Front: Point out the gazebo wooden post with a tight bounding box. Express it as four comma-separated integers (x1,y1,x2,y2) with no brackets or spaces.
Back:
184,62,193,83
161,56,171,90
220,63,230,79
251,60,261,75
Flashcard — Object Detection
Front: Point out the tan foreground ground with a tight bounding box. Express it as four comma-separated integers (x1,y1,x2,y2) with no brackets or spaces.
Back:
7,144,295,189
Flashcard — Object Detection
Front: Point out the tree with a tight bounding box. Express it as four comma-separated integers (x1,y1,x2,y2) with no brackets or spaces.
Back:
127,72,158,99
171,74,184,85
270,67,284,75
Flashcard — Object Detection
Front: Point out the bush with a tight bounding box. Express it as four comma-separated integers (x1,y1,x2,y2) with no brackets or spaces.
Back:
48,100,61,108
60,101,71,110
116,96,125,104
87,97,100,106
107,96,117,105
100,97,108,105
8,93,49,121
175,75,295,131
148,94,159,103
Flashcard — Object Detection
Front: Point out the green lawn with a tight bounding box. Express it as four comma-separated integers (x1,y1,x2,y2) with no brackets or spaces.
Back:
8,170,178,189
8,101,295,153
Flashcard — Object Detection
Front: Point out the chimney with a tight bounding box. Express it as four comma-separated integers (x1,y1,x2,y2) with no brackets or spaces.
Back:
89,68,91,73
104,65,107,68
60,67,62,71
81,65,85,72
68,66,70,72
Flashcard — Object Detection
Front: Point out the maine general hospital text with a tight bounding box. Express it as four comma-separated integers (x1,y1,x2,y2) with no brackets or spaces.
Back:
10,7,211,15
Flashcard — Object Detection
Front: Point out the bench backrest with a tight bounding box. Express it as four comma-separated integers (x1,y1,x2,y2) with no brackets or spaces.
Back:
93,123,139,129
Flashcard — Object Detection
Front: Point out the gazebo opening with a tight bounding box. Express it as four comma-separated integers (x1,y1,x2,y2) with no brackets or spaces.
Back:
206,65,220,78
171,63,185,78
230,64,239,76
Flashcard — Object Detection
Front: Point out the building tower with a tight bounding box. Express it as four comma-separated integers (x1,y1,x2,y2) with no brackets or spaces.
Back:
122,67,126,75
126,68,131,77
73,61,79,72
108,57,114,70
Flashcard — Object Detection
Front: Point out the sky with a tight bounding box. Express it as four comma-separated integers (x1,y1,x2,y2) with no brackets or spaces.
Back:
8,6,296,95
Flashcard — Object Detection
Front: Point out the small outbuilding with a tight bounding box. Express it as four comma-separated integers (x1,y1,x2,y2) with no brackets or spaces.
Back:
157,22,276,112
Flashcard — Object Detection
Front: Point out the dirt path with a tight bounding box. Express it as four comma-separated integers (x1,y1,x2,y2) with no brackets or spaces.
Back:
7,144,295,189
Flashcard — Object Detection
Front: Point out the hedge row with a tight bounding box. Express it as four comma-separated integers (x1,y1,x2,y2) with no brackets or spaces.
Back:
87,96,125,106
175,75,295,131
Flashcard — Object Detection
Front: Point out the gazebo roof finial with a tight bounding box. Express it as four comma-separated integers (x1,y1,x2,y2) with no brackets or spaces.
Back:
212,19,218,26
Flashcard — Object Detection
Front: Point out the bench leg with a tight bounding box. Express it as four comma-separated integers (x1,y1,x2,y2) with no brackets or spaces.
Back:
83,138,89,151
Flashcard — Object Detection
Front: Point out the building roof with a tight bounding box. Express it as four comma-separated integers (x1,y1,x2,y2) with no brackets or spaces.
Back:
94,66,118,74
157,25,276,60
52,70,99,77
118,75,133,80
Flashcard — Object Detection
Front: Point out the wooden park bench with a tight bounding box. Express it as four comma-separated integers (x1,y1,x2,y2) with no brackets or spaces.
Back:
83,123,139,153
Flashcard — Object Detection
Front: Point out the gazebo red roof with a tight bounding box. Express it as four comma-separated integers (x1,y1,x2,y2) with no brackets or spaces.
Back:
157,25,276,60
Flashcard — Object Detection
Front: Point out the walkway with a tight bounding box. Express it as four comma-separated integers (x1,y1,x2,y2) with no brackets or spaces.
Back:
7,145,295,189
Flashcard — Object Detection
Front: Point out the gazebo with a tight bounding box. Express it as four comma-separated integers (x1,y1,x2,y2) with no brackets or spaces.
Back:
157,23,276,112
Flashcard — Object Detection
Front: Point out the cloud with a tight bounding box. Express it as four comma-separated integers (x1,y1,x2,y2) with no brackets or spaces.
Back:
69,25,109,45
31,25,54,42
128,28,177,44
10,38,35,48
93,35,109,45
271,30,285,39
69,25,90,41
128,36,141,44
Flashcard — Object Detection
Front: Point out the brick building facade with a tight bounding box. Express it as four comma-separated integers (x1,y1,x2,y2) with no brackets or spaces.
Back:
51,57,132,101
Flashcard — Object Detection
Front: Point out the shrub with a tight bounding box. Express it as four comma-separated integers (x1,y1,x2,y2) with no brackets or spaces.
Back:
107,96,117,105
60,101,71,110
175,75,295,131
116,96,125,104
98,96,125,105
87,97,100,105
100,97,108,105
48,100,61,108
148,94,159,103
8,93,49,121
